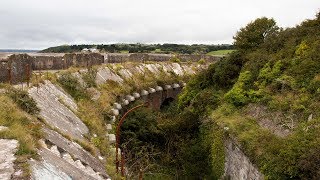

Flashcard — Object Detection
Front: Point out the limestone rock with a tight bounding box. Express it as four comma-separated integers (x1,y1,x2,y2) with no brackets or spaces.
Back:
164,85,172,90
28,81,89,140
113,103,122,110
0,126,8,132
0,139,19,180
171,63,184,76
173,83,180,89
43,128,109,178
125,95,135,102
106,124,112,131
141,90,149,96
108,134,116,144
148,88,156,93
111,108,119,116
95,67,123,85
155,86,163,91
133,92,141,98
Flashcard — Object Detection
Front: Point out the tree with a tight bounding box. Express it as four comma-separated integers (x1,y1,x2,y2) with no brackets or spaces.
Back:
234,17,279,51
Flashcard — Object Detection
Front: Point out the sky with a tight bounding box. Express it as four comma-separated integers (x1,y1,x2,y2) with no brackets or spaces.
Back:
0,0,319,49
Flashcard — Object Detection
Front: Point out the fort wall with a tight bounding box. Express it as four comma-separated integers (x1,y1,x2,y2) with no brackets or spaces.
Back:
0,52,221,84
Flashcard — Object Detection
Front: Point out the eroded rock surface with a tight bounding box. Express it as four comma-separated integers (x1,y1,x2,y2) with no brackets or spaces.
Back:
28,80,88,140
96,67,123,85
30,128,110,179
0,139,19,180
31,148,102,180
224,139,264,180
43,128,108,177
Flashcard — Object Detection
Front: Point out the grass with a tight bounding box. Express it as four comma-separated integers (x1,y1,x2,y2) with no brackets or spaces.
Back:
209,102,320,179
120,50,129,53
0,94,42,179
207,49,236,56
52,61,203,178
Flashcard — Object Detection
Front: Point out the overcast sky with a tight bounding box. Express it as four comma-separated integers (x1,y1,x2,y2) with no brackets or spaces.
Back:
0,0,319,49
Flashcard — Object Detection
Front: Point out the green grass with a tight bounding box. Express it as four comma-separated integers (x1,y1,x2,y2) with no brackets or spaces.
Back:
207,49,236,56
153,49,162,53
0,94,42,178
120,50,129,53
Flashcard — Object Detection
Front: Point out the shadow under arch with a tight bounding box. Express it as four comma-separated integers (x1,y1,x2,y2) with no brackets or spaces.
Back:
160,97,175,110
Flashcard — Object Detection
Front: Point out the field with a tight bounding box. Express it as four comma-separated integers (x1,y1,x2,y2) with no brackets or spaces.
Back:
207,49,235,56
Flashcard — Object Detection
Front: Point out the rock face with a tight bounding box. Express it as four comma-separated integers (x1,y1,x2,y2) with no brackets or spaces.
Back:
28,80,110,179
18,62,212,179
30,129,110,179
224,139,264,180
43,128,108,177
28,80,88,140
95,67,123,85
30,148,103,180
0,139,19,180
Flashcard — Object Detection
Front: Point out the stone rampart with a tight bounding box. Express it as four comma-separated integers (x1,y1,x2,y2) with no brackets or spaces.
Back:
64,53,104,68
0,52,221,84
0,54,33,84
105,53,221,63
32,55,65,70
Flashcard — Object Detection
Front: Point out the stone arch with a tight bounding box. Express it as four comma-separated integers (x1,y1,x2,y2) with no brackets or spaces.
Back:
160,97,175,110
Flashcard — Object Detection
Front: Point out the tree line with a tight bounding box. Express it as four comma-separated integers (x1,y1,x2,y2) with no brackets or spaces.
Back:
41,43,234,54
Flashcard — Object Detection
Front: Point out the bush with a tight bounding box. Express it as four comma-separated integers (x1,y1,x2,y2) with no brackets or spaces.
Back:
82,68,97,88
58,73,89,100
224,71,252,106
198,58,206,64
7,89,39,115
170,56,181,63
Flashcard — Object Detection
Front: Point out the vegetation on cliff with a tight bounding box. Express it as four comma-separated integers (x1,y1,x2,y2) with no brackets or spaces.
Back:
177,13,320,179
41,43,234,54
116,13,320,179
0,89,42,178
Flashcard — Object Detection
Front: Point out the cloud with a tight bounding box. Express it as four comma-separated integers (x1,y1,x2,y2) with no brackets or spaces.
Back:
0,0,319,49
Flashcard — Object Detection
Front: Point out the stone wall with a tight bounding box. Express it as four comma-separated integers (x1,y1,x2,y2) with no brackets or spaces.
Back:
149,53,172,62
0,54,33,83
32,53,104,70
224,138,264,180
104,53,221,63
0,52,220,84
106,53,130,63
64,53,104,68
0,61,8,82
177,54,220,62
32,55,65,70
129,53,150,62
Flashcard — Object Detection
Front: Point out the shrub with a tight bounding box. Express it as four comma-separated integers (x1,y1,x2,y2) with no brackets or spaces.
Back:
7,88,39,115
57,73,89,100
308,74,320,94
170,56,181,63
82,68,97,88
224,71,252,106
198,58,206,64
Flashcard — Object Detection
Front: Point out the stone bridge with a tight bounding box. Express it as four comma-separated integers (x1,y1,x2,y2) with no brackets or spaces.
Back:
110,82,183,117
18,61,206,180
0,56,263,180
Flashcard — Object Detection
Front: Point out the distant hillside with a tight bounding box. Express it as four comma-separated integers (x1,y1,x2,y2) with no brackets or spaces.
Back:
0,49,39,53
41,43,234,54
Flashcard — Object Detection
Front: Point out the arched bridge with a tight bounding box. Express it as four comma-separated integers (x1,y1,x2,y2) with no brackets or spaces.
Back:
110,82,185,117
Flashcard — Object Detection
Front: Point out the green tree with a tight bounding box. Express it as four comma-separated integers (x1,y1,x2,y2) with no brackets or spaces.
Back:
234,17,279,51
